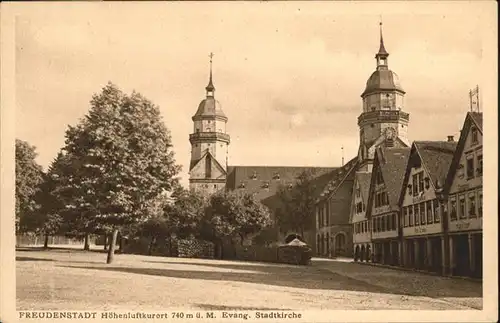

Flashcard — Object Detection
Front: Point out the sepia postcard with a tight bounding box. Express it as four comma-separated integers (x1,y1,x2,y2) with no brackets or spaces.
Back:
1,1,498,322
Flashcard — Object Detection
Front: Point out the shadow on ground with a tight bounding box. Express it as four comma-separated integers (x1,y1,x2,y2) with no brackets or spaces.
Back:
144,259,482,299
60,264,388,294
16,256,55,262
194,304,292,311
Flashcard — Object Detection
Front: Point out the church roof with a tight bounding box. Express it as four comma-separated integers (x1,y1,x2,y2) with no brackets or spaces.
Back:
361,69,405,97
193,97,227,120
226,166,337,203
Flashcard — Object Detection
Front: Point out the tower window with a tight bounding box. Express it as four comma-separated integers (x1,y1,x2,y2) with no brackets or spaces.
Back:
371,124,374,128
371,107,376,111
196,128,200,132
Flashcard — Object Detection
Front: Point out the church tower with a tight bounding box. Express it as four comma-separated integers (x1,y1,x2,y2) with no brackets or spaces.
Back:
188,54,230,194
357,22,410,172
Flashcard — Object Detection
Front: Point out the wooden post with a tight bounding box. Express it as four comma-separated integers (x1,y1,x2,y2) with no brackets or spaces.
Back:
468,233,475,276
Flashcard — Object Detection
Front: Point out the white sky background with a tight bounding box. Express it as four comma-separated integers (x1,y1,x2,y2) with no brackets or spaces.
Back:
15,2,488,188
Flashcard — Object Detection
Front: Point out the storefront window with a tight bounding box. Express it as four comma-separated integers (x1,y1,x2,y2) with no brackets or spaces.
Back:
415,204,420,225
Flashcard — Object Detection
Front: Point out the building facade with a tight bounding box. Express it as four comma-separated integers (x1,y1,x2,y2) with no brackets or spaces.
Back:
399,141,457,274
351,171,372,262
367,147,410,266
315,158,358,258
443,112,483,278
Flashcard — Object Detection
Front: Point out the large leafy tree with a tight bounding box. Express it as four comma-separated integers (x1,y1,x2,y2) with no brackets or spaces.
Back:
55,82,181,263
15,139,44,234
201,191,271,257
164,188,207,240
275,170,318,237
23,153,68,248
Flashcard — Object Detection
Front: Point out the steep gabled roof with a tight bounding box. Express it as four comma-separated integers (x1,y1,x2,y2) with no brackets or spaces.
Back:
469,111,483,133
317,156,359,203
367,147,410,215
189,150,227,176
415,141,457,187
444,112,483,193
356,171,372,204
398,140,457,206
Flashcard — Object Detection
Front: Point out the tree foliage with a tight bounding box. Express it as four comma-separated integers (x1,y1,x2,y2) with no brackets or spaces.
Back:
50,82,181,262
202,191,272,244
164,188,207,239
15,139,44,233
275,170,319,237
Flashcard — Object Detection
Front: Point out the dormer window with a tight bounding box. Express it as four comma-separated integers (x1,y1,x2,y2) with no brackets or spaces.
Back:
288,183,293,190
262,182,269,189
273,172,280,180
238,182,246,189
250,172,257,180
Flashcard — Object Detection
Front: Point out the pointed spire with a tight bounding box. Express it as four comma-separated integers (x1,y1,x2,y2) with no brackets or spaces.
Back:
377,20,389,56
205,52,215,97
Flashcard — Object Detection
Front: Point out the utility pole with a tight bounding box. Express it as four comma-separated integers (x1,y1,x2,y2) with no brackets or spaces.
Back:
341,146,344,166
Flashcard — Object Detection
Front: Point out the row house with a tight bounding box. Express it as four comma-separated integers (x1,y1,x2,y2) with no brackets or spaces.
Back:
399,140,457,274
351,171,372,262
442,112,483,278
367,147,410,266
351,112,482,279
315,158,357,258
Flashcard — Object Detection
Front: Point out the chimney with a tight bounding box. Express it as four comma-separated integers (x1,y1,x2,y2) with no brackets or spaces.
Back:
447,135,454,142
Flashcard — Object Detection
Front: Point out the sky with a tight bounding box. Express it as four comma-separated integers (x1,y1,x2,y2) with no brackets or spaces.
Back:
13,2,492,188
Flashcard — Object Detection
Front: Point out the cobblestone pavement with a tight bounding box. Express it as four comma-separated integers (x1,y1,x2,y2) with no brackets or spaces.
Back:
16,248,482,311
313,258,482,309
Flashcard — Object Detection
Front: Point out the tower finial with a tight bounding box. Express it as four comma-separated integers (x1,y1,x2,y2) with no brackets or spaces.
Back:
377,19,388,56
206,52,215,97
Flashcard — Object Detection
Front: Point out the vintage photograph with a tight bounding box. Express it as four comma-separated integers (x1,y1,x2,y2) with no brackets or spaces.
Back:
1,1,497,322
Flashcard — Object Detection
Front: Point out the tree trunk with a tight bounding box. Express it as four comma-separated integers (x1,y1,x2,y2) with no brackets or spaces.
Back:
103,234,108,251
119,235,124,253
239,234,245,246
106,229,119,264
84,233,90,251
148,236,156,255
43,234,49,249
